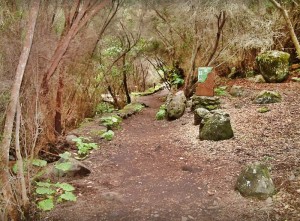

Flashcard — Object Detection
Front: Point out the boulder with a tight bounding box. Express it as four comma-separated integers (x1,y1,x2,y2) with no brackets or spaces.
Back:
199,110,234,141
236,163,275,199
191,96,220,111
229,85,244,97
248,75,266,83
254,90,281,104
194,108,210,125
65,134,78,145
256,50,290,83
166,91,187,120
38,157,91,181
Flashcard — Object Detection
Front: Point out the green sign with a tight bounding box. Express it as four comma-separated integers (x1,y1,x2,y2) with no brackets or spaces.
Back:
198,67,213,83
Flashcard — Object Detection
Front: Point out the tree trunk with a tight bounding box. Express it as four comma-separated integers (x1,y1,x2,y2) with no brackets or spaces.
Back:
269,0,300,58
184,40,201,97
0,1,40,220
206,11,226,66
54,71,64,135
122,55,131,104
108,86,121,109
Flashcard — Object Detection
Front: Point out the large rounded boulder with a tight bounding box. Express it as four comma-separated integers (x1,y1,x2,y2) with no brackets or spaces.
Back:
199,110,234,141
236,163,275,199
256,50,290,83
166,91,187,120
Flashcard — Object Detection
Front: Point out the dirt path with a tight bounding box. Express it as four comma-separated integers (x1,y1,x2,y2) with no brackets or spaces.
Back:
45,81,300,221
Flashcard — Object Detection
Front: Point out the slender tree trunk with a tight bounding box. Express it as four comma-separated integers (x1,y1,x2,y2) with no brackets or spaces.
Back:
184,40,201,97
206,11,226,66
0,1,40,220
54,71,64,135
269,0,300,58
122,55,131,104
108,86,121,109
15,102,29,218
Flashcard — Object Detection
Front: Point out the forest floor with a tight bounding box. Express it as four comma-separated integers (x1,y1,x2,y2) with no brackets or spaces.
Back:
43,79,300,221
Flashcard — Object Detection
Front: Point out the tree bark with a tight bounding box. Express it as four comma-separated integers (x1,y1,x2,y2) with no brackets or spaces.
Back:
206,11,226,66
54,71,64,135
269,0,300,58
122,55,131,104
41,0,111,94
0,0,40,220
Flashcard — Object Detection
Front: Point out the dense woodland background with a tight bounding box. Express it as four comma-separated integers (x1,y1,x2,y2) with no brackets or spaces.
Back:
0,0,300,220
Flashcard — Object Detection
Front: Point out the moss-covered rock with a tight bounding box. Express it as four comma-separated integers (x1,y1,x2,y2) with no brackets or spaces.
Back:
257,106,270,113
191,96,220,111
256,50,290,83
117,103,145,119
194,108,210,125
229,85,244,97
166,91,186,120
236,163,275,200
291,77,300,82
199,110,234,141
254,90,281,104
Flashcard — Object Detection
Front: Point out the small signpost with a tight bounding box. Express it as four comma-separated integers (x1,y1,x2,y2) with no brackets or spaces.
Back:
195,67,215,96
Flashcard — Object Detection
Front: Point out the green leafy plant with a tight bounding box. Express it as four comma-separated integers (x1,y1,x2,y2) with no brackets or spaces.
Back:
100,115,122,130
214,86,228,96
12,158,47,174
171,73,184,86
72,137,98,158
101,130,115,141
35,181,76,211
156,104,167,120
95,102,115,115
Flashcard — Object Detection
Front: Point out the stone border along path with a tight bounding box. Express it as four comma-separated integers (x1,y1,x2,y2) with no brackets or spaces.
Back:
45,84,300,221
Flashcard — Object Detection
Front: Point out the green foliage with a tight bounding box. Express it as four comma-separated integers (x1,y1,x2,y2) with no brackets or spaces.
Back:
156,104,167,120
72,137,98,158
32,159,47,167
38,199,54,211
12,158,47,174
35,181,76,211
131,84,164,96
59,191,77,202
214,86,228,96
95,102,115,115
36,187,55,195
55,162,72,172
171,74,184,86
59,151,72,160
101,130,115,141
100,115,122,130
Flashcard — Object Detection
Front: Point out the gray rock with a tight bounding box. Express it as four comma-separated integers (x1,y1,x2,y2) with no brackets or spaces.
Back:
199,110,234,141
37,157,91,181
254,90,281,104
248,75,266,83
236,163,275,199
191,96,220,111
66,134,78,145
194,108,210,125
229,85,244,97
166,91,187,120
256,50,290,83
